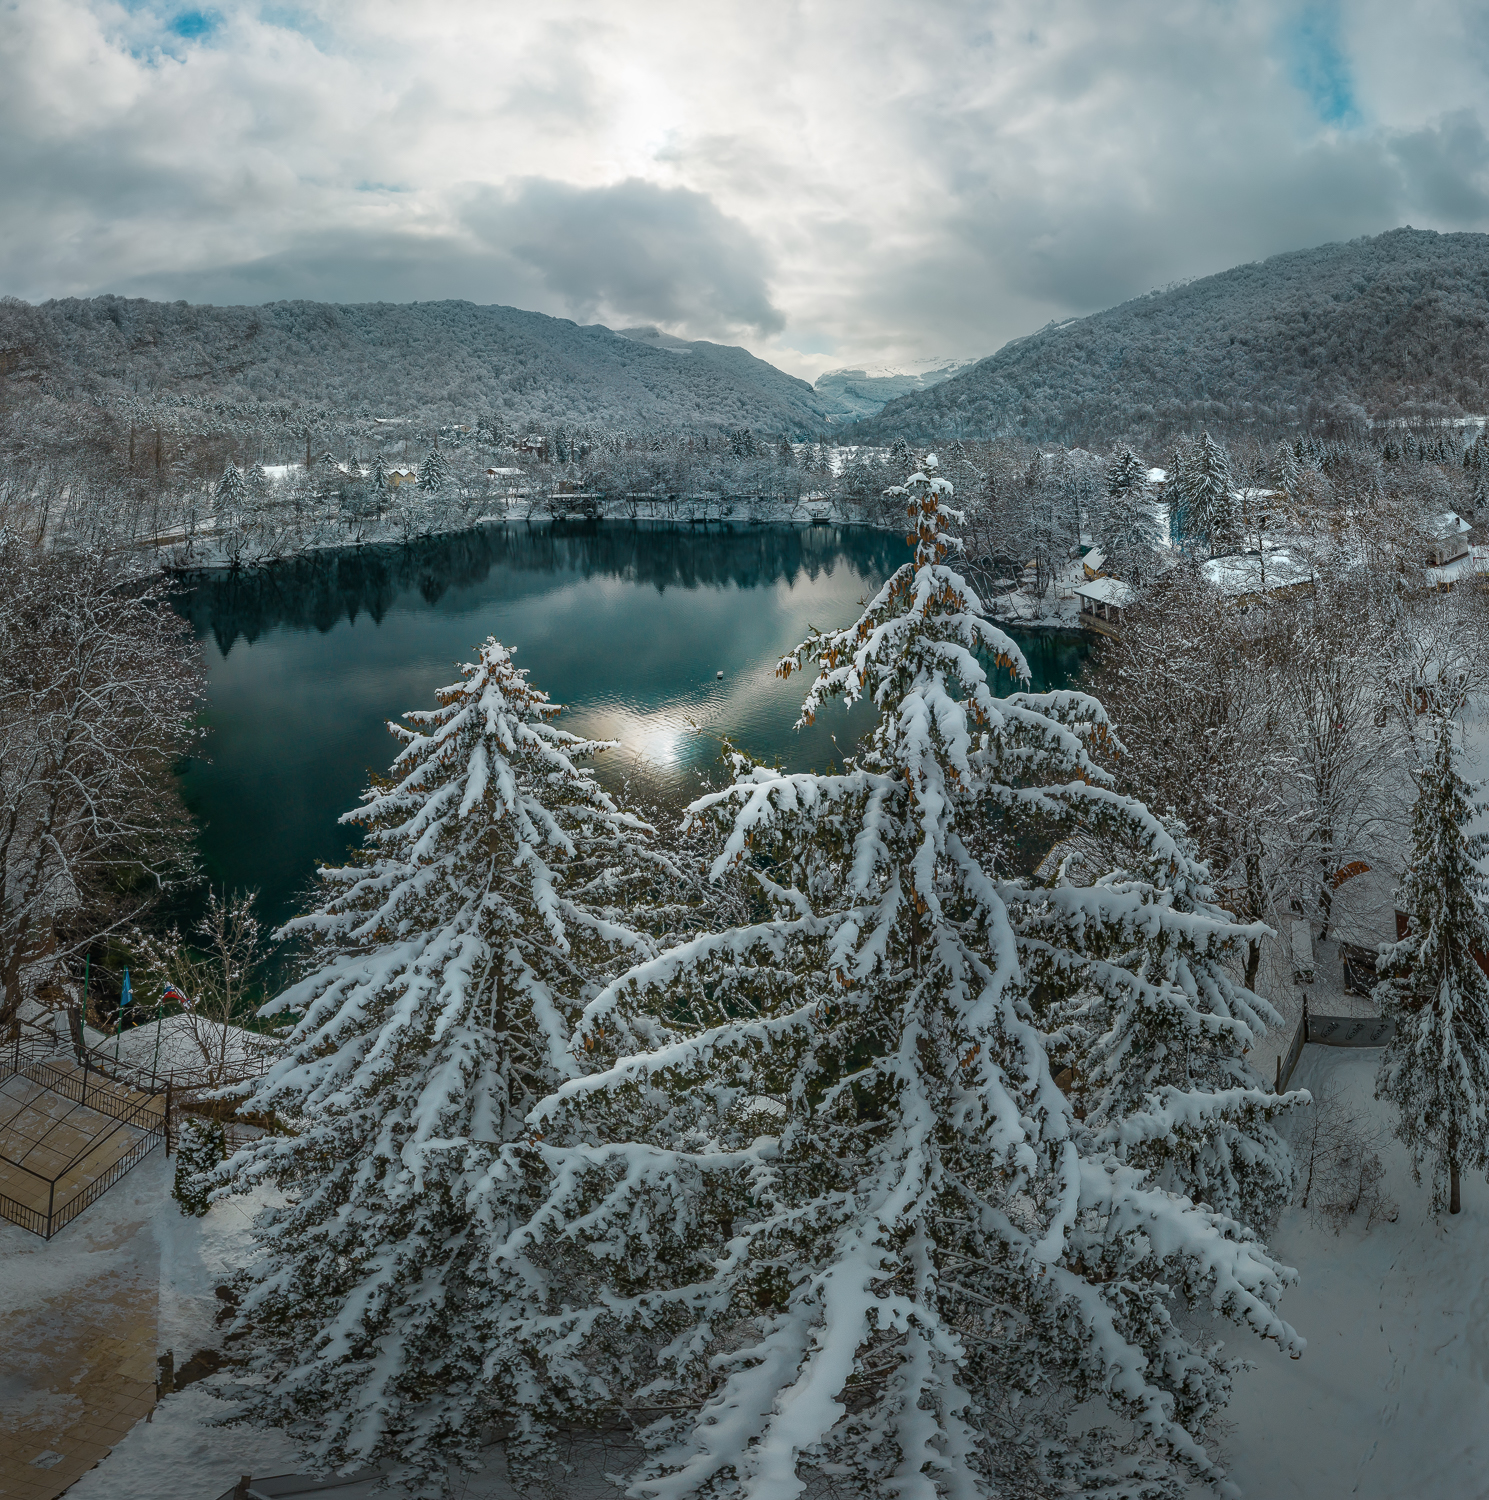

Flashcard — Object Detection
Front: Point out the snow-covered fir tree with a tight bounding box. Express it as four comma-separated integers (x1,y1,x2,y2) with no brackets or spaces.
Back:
221,638,683,1490
1375,715,1489,1216
1034,822,1301,1232
216,460,247,510
1171,431,1236,556
369,452,388,494
1099,446,1162,584
509,465,1302,1499
418,444,449,494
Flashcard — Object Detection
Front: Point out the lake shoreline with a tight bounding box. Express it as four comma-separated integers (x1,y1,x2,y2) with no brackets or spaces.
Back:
160,506,1092,637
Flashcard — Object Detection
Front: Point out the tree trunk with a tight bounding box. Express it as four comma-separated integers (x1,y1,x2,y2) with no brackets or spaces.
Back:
1451,1157,1462,1215
1245,937,1262,992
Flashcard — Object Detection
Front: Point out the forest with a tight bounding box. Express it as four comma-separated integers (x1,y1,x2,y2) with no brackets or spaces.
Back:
858,228,1489,446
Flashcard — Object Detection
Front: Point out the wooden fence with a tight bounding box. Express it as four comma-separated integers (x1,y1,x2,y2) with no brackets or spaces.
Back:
1276,1001,1397,1090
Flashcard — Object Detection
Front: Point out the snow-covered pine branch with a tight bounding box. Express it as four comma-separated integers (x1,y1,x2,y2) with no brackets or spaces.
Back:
1027,832,1303,1231
508,464,1302,1500
1375,714,1489,1217
220,638,683,1491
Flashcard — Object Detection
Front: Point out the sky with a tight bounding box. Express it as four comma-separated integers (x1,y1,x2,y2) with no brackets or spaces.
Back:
4,0,1489,380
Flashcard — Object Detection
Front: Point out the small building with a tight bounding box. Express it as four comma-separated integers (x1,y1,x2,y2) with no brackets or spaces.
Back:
1200,548,1316,606
386,467,418,489
1081,548,1107,580
1074,576,1134,636
1331,866,1400,995
1427,512,1472,567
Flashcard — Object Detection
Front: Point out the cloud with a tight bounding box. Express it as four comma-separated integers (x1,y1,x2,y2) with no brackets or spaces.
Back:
5,0,1489,378
465,177,782,335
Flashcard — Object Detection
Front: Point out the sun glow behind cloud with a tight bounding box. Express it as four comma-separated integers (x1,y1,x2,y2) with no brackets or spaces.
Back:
4,0,1489,377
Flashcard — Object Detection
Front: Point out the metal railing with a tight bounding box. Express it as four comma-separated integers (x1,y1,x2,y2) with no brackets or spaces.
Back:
0,1055,170,1240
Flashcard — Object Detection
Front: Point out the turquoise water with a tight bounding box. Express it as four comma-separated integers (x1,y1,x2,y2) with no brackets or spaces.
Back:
175,522,1087,929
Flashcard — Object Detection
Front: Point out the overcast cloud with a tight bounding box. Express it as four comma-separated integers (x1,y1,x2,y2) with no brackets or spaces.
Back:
3,0,1489,377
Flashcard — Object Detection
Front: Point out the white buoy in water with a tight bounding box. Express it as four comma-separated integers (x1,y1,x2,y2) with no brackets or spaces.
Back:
716,670,724,678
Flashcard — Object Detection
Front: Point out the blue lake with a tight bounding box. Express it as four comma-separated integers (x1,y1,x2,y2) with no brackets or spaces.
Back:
175,522,1087,928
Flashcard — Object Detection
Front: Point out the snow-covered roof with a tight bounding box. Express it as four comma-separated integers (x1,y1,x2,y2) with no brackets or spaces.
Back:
83,1013,278,1086
1423,545,1489,588
1201,548,1315,598
1432,511,1473,538
1082,547,1107,573
1074,577,1135,608
1330,866,1399,951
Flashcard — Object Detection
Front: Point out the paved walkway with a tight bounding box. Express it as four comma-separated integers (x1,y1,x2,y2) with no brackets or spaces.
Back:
0,1158,164,1499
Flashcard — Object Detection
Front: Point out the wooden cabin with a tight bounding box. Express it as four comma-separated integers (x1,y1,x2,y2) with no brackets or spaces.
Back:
1074,577,1134,637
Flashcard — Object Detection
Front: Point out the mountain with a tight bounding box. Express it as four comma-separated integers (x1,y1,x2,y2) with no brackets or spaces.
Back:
856,228,1489,445
811,358,982,421
0,297,833,434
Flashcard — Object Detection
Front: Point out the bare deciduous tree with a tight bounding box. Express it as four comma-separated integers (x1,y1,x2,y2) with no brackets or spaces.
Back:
0,535,204,1035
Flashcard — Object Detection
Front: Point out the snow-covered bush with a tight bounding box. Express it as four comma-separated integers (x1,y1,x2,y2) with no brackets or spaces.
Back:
509,466,1302,1498
1294,1076,1398,1233
173,1115,226,1217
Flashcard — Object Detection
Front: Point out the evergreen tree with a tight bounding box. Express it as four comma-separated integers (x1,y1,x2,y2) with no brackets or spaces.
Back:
418,444,449,494
246,462,269,496
223,639,681,1488
1464,429,1489,516
216,461,248,510
514,467,1301,1498
1170,431,1236,556
1375,715,1489,1216
1098,445,1161,584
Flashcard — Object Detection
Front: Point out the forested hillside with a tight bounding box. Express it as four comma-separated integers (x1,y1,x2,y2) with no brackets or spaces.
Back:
858,228,1489,445
0,296,832,434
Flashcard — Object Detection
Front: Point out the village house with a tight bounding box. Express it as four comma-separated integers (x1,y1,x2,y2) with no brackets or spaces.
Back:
1426,511,1472,567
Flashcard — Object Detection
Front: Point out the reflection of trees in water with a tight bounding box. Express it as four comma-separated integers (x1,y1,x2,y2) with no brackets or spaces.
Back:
174,521,912,656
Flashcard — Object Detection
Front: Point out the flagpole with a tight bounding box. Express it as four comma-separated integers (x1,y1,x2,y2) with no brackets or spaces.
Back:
79,955,90,1063
151,990,167,1092
115,966,130,1064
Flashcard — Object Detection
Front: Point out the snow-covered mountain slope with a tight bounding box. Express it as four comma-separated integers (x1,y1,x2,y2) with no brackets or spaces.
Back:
856,227,1489,444
0,298,833,434
812,356,981,420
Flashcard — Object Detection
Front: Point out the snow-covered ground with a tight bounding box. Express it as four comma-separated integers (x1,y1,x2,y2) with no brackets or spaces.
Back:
1221,1044,1489,1499
9,1040,1487,1498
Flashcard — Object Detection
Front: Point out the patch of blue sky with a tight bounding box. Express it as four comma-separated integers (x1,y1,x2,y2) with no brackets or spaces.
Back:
168,9,218,39
1284,4,1360,127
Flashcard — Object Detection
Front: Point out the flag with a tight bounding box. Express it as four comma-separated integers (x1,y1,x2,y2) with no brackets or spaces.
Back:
161,984,189,1007
120,968,132,1013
